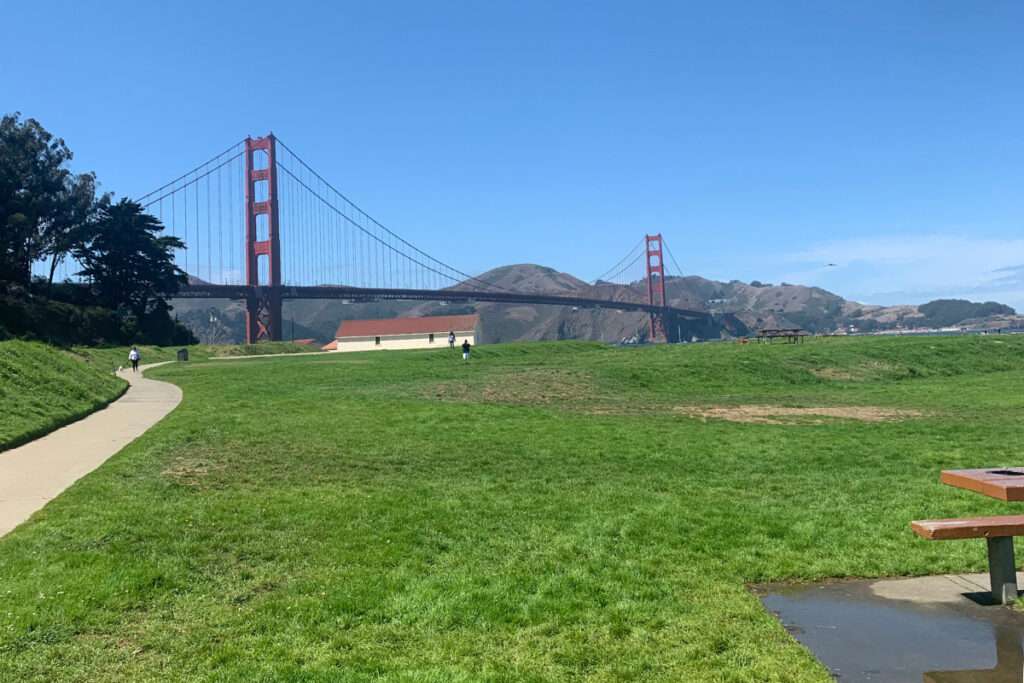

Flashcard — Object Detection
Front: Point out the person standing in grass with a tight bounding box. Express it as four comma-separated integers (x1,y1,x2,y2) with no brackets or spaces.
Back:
448,331,456,349
128,346,140,373
461,339,471,360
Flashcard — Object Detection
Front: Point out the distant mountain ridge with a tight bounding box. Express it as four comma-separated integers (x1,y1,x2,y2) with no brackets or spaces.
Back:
169,264,1020,345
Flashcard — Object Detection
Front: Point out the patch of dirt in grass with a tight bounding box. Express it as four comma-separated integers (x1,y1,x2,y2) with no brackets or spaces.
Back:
808,361,899,380
429,368,598,404
162,457,224,487
674,404,926,425
809,368,858,380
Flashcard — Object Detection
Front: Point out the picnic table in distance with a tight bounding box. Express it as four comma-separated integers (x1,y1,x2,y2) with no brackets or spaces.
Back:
756,328,808,344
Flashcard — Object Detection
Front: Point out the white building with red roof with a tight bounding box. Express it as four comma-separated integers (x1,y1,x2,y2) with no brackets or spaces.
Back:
330,314,479,352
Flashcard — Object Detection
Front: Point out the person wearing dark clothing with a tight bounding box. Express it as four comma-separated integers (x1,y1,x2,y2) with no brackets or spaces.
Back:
128,346,140,372
461,339,471,360
448,331,456,349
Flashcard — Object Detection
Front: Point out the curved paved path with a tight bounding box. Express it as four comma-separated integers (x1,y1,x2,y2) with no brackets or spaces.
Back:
0,362,182,538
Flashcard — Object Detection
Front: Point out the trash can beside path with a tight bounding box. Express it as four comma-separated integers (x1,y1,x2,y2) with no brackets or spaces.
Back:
177,349,189,361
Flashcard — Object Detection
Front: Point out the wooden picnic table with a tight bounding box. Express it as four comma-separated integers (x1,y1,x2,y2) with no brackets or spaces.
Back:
755,328,807,344
919,467,1024,604
941,467,1024,502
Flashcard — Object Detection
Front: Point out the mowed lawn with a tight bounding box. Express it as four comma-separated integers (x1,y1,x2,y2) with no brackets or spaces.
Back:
2,336,1023,681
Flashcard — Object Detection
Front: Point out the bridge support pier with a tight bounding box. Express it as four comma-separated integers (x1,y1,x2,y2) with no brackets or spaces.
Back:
245,289,282,345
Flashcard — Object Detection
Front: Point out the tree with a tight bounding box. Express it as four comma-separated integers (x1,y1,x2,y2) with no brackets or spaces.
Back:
0,113,97,283
44,174,105,285
73,198,187,317
919,299,1016,327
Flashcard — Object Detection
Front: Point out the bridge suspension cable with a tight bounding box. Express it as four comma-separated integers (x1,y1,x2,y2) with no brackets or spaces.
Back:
136,141,247,286
136,140,245,207
590,237,645,284
661,238,708,314
122,134,698,309
273,139,518,293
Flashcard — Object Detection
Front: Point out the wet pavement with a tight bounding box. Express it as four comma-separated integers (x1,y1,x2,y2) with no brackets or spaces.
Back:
756,573,1024,681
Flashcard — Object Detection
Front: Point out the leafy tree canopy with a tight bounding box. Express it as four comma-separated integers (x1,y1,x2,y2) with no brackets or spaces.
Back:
919,298,1016,327
0,113,98,283
73,198,187,317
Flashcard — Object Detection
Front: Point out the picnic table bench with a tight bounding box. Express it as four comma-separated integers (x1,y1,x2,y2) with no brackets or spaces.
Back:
912,468,1024,604
755,328,807,344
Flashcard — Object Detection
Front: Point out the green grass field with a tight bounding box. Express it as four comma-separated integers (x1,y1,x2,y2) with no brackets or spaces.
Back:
71,341,321,369
0,341,127,452
2,335,1023,680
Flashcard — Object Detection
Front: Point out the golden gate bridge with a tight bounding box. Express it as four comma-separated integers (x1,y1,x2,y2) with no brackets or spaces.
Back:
132,134,709,344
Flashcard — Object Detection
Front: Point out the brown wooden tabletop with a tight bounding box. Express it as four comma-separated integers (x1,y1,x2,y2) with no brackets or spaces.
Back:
941,468,1024,502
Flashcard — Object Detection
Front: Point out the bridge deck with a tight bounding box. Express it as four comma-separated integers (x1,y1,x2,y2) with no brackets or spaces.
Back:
175,284,706,318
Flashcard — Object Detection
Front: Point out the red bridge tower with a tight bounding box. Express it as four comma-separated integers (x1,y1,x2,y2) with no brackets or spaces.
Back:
646,234,666,341
244,134,283,343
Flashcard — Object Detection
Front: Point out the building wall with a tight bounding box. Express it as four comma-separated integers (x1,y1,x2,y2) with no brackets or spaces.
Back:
334,330,477,353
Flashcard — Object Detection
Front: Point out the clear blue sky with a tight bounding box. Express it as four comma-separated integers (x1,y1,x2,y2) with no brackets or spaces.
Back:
4,1,1023,309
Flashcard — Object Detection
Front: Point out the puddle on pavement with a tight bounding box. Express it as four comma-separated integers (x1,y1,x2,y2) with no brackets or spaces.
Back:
754,575,1024,681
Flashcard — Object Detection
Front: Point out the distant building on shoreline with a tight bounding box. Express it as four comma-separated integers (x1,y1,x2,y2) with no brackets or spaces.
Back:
327,315,479,352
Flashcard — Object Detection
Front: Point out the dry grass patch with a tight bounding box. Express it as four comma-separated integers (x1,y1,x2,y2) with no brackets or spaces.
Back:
674,404,927,425
429,368,597,405
161,457,224,487
807,360,900,381
809,368,858,380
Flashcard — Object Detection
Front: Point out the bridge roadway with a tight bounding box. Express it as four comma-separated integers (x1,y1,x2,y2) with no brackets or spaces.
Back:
176,284,706,318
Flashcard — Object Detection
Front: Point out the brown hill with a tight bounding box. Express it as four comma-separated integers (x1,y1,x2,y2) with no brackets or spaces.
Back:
168,265,1019,344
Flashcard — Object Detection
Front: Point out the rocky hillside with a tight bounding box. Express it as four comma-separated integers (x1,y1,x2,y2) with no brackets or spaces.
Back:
168,265,1020,345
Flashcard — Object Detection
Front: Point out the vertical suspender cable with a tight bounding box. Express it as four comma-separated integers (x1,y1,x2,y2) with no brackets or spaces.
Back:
316,177,323,284
183,180,188,276
327,186,334,284
281,163,287,284
206,170,212,283
292,165,298,284
298,165,304,284
237,154,242,284
317,178,323,285
320,177,326,284
302,165,308,284
194,179,200,282
294,161,299,284
306,166,312,284
217,163,222,284
228,156,234,283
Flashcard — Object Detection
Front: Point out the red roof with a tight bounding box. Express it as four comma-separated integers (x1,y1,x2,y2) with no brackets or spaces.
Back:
321,340,338,350
336,315,478,339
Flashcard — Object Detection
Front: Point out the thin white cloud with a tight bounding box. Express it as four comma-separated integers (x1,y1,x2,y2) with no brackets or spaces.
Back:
766,234,1024,311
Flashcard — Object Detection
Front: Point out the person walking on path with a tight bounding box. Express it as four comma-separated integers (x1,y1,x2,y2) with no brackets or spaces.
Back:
461,339,471,360
448,331,456,349
0,359,182,538
128,346,140,373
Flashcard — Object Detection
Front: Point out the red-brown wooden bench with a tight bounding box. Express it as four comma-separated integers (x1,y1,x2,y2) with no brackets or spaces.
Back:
911,515,1024,604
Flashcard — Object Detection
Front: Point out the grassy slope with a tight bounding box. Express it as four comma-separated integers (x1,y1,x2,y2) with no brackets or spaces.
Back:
1,335,1023,680
0,341,127,452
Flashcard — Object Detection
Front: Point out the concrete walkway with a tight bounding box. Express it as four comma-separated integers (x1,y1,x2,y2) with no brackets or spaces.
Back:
0,362,182,538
